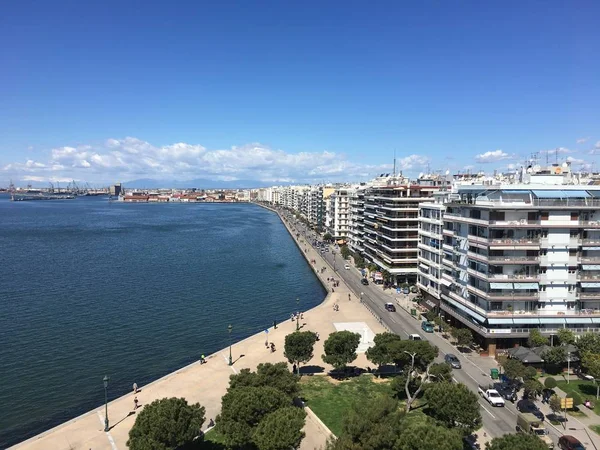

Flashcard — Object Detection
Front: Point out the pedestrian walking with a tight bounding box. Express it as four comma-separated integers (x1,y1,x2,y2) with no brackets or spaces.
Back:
292,363,297,373
133,396,139,411
200,354,206,364
348,294,351,301
133,382,138,394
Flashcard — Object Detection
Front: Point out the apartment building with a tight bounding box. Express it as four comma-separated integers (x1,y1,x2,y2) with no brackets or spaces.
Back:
417,191,448,308
326,187,352,239
436,167,600,354
306,186,334,230
362,176,440,283
348,186,367,254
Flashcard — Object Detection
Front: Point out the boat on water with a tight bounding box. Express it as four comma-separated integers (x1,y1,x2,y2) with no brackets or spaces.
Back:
10,191,76,201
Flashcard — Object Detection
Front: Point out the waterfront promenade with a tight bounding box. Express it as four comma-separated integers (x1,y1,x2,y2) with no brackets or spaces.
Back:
11,208,387,450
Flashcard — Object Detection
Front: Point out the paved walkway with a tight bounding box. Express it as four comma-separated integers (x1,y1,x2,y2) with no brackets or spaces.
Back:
11,209,386,450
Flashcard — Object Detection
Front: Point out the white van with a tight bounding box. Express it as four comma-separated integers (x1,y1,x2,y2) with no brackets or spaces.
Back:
408,334,422,341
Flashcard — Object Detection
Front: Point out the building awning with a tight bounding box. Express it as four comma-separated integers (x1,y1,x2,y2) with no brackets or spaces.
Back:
581,282,600,288
582,265,600,270
445,297,486,323
532,190,591,198
488,318,514,324
513,282,539,290
441,278,452,287
512,317,540,324
539,318,566,324
565,317,593,324
592,318,600,324
490,282,514,289
425,300,437,308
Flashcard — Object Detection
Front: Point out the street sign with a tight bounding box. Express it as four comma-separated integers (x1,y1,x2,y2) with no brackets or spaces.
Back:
560,398,574,409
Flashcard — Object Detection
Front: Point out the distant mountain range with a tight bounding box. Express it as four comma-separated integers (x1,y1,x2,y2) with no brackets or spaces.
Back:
122,178,285,189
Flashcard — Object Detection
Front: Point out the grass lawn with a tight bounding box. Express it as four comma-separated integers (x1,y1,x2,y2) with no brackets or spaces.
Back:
556,380,600,416
300,374,393,436
591,425,600,436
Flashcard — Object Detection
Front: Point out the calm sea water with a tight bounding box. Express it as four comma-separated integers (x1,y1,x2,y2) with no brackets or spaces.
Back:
0,196,325,447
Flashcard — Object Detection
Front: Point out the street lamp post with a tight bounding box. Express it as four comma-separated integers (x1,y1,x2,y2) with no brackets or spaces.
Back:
103,375,110,432
296,298,300,331
567,352,571,384
228,324,233,366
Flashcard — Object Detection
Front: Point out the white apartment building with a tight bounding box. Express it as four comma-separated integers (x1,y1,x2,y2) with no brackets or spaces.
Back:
348,186,367,254
326,187,352,239
417,191,447,308
435,166,600,355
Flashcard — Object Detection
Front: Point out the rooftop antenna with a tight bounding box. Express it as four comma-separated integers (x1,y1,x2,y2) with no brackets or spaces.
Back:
393,150,396,177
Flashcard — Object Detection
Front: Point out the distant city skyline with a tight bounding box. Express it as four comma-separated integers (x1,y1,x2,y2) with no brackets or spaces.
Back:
1,1,599,184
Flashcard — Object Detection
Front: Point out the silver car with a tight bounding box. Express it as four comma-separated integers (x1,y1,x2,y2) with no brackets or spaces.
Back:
444,353,461,369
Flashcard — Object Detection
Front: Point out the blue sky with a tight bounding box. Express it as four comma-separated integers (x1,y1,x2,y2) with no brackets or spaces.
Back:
1,0,599,185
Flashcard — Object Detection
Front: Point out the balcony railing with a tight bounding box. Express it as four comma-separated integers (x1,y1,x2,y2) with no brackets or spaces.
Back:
487,309,600,317
489,238,540,246
488,255,540,263
581,256,600,262
487,291,540,300
489,220,541,227
578,273,600,280
579,292,600,299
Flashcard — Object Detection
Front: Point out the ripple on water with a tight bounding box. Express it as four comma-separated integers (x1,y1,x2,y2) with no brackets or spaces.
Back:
0,199,325,447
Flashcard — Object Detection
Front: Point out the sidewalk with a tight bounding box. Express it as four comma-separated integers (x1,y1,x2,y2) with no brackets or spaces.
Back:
12,209,387,450
536,384,600,450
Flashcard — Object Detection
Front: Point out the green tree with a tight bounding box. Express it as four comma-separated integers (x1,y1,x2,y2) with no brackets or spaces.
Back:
217,386,291,448
523,366,538,380
326,396,404,450
528,329,549,348
252,407,306,450
523,379,543,399
451,327,473,348
556,328,576,346
542,346,567,366
581,352,600,399
549,395,562,417
229,362,300,399
340,245,351,260
424,310,437,322
395,422,463,450
127,398,205,450
390,373,421,400
569,391,583,407
284,331,317,375
501,358,525,381
389,340,438,372
428,362,452,382
576,333,600,356
323,232,332,241
366,332,403,370
322,331,361,371
485,433,548,450
424,382,481,435
544,377,557,389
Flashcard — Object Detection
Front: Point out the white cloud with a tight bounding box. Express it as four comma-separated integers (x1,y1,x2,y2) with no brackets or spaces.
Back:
475,150,512,163
1,137,414,184
577,137,589,144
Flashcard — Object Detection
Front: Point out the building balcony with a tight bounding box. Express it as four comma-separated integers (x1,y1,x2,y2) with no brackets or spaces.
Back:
580,256,600,263
443,229,455,237
578,272,600,280
539,273,578,285
579,292,600,299
582,238,600,246
489,237,540,246
487,255,540,264
541,255,579,266
541,237,581,247
486,309,600,317
488,220,541,228
466,268,540,282
467,284,539,300
467,234,489,245
443,213,489,226
467,251,489,262
580,221,600,229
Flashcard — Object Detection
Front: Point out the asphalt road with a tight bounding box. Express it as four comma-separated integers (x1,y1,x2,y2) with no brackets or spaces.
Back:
292,221,563,444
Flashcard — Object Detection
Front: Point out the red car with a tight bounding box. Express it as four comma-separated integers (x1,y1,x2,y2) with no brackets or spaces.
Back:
558,435,585,450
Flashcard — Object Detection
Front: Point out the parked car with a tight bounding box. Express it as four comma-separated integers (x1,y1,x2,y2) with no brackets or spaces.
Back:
408,334,422,341
421,321,434,333
402,287,410,294
410,285,417,293
384,302,396,312
344,264,350,270
558,435,585,450
361,278,369,286
517,399,544,421
444,353,461,369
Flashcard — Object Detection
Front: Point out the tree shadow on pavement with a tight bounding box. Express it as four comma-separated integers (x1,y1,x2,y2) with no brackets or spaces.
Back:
299,365,325,375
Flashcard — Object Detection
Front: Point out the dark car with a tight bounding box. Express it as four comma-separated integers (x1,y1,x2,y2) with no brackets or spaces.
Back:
558,435,585,450
361,278,369,285
384,302,396,312
444,353,461,369
516,399,544,421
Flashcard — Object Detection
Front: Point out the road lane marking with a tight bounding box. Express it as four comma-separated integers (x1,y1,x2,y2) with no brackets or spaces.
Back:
97,411,119,450
479,403,496,419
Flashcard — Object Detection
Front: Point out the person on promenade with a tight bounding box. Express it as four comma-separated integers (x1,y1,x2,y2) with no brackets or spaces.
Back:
200,354,206,364
133,382,138,394
348,294,351,301
133,396,139,411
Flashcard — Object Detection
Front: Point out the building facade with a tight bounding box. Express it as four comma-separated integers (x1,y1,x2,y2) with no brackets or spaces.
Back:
435,177,600,355
326,187,352,239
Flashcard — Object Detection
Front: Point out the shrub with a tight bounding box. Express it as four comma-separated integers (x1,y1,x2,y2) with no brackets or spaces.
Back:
544,377,557,389
569,391,582,407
